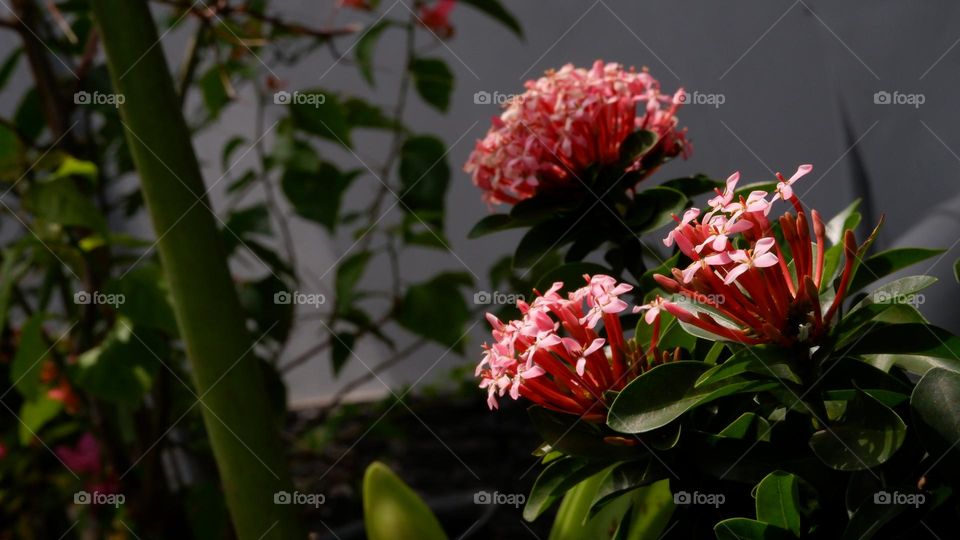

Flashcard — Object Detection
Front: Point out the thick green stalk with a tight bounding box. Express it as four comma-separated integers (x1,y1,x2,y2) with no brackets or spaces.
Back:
88,1,304,537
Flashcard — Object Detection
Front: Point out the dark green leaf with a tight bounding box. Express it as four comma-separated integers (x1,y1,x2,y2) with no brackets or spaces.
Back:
221,136,247,170
695,347,800,388
0,123,24,181
460,0,523,37
910,367,960,472
75,322,164,406
282,161,359,232
0,48,22,89
343,97,399,130
718,412,771,441
608,361,778,434
755,471,801,536
660,175,723,197
336,251,372,309
846,324,960,362
25,177,107,233
824,199,861,246
355,21,390,85
468,213,515,238
11,314,48,400
15,88,44,141
523,457,609,521
289,90,351,146
106,265,179,336
535,262,609,293
808,389,906,471
18,396,61,445
410,58,454,113
397,272,472,352
399,135,450,228
618,130,657,165
627,186,688,234
589,459,669,516
332,333,355,377
225,204,272,240
528,407,638,460
848,247,945,293
514,219,571,268
200,66,230,118
714,518,794,540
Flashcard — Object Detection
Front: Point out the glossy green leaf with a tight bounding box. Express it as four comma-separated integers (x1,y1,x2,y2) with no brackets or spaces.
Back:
627,186,688,234
410,58,454,113
755,471,801,536
846,324,960,361
910,367,960,471
719,412,771,441
695,347,800,388
363,461,448,540
714,518,794,540
848,247,945,293
808,389,906,471
824,199,861,246
608,361,778,434
524,457,609,521
618,130,657,165
588,459,669,516
660,175,723,197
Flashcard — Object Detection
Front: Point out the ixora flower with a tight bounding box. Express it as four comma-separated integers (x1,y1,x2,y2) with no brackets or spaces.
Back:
645,164,860,346
464,60,689,205
418,0,456,38
476,275,667,421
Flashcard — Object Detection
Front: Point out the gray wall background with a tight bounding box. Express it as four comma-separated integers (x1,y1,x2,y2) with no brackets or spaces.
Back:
3,0,958,405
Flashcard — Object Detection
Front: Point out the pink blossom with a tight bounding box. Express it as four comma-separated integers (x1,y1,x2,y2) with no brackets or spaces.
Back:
723,237,779,284
418,0,456,38
56,433,101,476
465,61,688,205
772,164,813,202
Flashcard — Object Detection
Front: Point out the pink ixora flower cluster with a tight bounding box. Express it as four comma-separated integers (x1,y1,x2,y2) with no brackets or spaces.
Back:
477,275,654,421
464,60,689,205
643,164,859,346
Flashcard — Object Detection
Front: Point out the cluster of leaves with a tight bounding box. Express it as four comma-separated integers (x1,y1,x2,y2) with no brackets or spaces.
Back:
491,185,960,538
0,0,521,537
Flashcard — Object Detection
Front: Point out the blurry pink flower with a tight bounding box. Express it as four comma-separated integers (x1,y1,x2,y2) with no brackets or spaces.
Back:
465,60,688,205
56,433,101,476
419,0,456,38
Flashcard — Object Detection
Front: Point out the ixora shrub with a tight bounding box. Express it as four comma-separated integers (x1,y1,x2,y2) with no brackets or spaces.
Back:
467,61,960,539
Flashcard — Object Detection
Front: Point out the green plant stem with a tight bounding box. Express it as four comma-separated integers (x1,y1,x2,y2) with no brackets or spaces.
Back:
88,1,304,537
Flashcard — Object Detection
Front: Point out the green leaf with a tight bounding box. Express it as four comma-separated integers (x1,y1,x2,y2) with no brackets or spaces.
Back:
18,396,62,445
695,347,801,388
363,462,448,540
0,48,22,90
618,130,658,165
281,161,359,232
75,321,163,406
468,213,516,238
15,87,44,141
355,21,390,85
106,264,179,336
410,58,454,113
535,262,610,294
331,333,355,377
589,459,669,515
397,272,472,352
848,247,945,293
343,97,399,130
335,251,372,310
714,518,794,540
608,361,778,434
460,0,523,37
221,136,246,170
225,204,272,240
0,123,25,181
808,389,906,471
11,315,49,400
846,324,960,361
910,367,960,472
754,471,801,536
861,353,960,378
399,135,450,228
25,177,107,233
200,66,230,118
528,407,638,460
514,218,571,268
524,457,609,521
52,156,99,183
627,186,688,234
289,90,351,146
718,412,771,441
824,199,861,246
660,175,723,197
